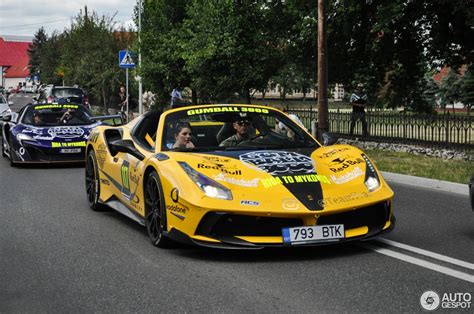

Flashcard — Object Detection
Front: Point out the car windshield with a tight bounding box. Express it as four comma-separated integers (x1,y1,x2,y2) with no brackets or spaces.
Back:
0,95,6,103
162,105,319,151
52,88,84,98
22,103,94,126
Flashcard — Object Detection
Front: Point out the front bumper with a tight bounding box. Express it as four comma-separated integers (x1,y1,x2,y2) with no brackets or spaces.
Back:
12,141,86,163
166,200,395,249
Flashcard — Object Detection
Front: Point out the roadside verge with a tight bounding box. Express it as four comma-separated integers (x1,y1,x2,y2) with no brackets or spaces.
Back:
382,171,469,196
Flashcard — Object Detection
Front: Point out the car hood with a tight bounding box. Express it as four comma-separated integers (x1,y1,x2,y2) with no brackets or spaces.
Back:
166,144,389,211
14,123,100,146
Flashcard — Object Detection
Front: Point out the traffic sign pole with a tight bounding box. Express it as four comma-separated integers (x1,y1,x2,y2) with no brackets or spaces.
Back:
119,50,136,123
126,68,129,123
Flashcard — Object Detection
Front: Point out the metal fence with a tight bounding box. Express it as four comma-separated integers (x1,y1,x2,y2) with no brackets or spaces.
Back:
287,108,474,152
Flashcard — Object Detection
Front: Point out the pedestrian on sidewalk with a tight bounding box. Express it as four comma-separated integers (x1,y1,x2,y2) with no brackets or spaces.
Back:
349,83,369,137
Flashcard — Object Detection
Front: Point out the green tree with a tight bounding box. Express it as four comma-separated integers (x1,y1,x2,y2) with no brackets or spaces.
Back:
460,64,474,116
440,69,462,114
421,71,439,113
37,32,65,86
60,7,130,111
28,27,48,78
423,0,474,69
180,0,278,104
139,0,190,105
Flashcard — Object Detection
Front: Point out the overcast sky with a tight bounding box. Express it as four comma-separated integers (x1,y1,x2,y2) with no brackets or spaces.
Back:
0,0,136,37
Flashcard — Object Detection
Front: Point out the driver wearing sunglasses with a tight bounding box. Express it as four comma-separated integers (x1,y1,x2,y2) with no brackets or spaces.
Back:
219,119,252,147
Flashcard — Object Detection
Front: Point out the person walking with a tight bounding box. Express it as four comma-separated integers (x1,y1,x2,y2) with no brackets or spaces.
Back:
349,83,369,137
170,87,183,108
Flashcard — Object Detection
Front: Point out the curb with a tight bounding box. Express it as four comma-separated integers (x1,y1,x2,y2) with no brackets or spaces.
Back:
381,171,469,196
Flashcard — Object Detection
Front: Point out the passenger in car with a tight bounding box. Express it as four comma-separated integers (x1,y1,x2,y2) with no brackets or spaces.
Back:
172,122,195,149
219,118,252,147
33,111,43,125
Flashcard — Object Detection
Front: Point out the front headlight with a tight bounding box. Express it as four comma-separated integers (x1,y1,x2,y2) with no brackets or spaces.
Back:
362,154,380,192
16,133,35,144
178,161,233,200
365,176,380,192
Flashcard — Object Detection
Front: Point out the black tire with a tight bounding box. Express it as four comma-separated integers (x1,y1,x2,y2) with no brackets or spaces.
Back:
85,149,106,211
7,135,15,167
145,171,174,248
1,134,6,158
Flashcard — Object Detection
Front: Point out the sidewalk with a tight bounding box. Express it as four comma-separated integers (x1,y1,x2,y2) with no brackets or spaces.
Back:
382,171,469,196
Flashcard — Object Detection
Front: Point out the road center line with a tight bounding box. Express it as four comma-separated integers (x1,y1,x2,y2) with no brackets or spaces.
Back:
376,238,474,270
359,243,474,283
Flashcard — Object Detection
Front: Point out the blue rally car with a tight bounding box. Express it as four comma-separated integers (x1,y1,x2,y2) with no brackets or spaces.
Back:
1,102,120,165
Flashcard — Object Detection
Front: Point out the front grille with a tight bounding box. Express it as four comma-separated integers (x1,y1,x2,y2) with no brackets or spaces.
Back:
195,202,390,239
318,201,390,230
196,213,303,237
24,144,84,162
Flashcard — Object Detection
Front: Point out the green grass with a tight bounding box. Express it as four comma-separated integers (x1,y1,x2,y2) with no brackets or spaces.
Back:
365,149,474,184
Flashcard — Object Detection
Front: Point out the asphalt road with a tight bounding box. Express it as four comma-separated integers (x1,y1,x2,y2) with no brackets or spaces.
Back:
0,159,473,312
5,92,35,112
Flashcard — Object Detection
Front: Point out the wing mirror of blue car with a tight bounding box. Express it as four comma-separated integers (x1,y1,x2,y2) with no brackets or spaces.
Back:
2,114,12,122
322,132,338,146
109,139,145,161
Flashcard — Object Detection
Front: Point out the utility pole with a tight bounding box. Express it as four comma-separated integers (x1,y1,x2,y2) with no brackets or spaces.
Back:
138,0,143,115
317,0,328,141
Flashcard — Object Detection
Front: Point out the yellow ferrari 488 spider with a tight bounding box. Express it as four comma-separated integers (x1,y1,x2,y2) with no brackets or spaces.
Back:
85,104,395,249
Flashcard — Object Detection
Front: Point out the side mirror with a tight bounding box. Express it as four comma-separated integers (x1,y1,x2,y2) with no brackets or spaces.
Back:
322,132,338,146
109,139,145,161
2,114,12,122
8,101,13,105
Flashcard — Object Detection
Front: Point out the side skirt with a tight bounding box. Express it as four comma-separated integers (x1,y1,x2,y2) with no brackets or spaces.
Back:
101,197,145,226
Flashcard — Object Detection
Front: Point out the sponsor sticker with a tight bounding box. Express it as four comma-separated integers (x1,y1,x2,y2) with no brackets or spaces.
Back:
48,126,85,139
327,156,364,173
261,174,330,188
282,198,299,210
197,163,242,175
317,192,371,207
240,150,315,175
317,147,350,159
240,200,260,206
171,188,179,202
52,141,86,148
330,166,365,184
213,173,259,187
166,204,187,214
34,104,78,110
186,106,269,116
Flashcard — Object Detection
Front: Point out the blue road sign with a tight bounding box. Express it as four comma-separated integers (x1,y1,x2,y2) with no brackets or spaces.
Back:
119,50,136,68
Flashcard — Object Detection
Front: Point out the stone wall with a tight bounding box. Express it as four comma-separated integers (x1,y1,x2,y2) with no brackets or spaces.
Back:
337,138,474,161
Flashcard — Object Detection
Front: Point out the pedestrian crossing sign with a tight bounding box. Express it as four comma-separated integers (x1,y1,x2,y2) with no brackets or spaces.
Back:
119,50,136,68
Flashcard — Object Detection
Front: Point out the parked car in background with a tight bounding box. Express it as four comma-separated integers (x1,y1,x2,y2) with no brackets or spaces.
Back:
35,85,90,109
0,94,12,124
20,85,36,93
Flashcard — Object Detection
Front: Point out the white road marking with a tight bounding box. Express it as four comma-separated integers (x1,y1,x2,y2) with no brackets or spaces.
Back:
377,238,474,270
359,241,474,283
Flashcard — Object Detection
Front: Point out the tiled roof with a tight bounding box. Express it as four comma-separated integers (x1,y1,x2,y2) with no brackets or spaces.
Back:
0,36,31,78
4,55,29,78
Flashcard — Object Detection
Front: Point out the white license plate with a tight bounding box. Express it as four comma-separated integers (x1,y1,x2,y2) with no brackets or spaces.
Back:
282,224,345,244
60,148,81,153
